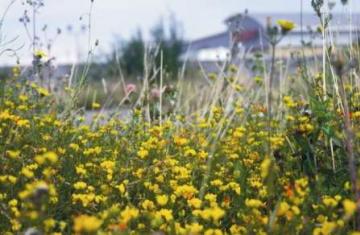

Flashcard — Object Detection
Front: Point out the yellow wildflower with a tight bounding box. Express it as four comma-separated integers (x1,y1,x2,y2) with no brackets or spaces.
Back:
137,148,149,159
73,181,87,190
92,102,101,109
204,228,223,235
260,157,271,179
156,195,169,206
277,201,290,217
188,198,202,209
37,87,50,97
343,199,357,216
186,222,203,234
73,215,102,233
142,200,155,211
6,150,20,159
322,196,338,208
245,199,264,208
174,136,188,146
34,50,47,59
120,207,139,224
277,19,295,32
155,209,173,222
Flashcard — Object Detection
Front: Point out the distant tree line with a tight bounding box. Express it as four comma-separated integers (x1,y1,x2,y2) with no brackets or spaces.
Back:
106,16,184,80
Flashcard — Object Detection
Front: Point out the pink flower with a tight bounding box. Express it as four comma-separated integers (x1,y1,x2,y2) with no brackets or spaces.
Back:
126,84,136,95
150,88,161,99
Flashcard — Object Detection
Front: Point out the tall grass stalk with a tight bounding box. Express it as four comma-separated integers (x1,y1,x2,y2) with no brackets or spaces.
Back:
322,1,329,101
267,43,277,155
159,51,164,126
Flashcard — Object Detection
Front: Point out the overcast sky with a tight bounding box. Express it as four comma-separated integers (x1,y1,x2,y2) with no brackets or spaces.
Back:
0,0,359,65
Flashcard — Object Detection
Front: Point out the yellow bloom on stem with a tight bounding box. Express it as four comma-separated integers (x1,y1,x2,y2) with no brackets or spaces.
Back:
283,96,297,108
313,221,337,235
137,148,149,159
73,181,87,190
6,150,20,159
116,183,126,194
204,228,223,235
260,157,271,179
16,119,30,128
194,207,225,223
174,136,188,146
44,218,56,231
277,19,295,33
70,143,80,152
155,209,173,222
37,87,50,97
21,167,34,178
245,199,264,208
73,215,102,233
35,151,58,165
343,199,357,216
34,50,47,59
8,199,18,207
188,197,202,209
142,199,155,210
10,219,21,231
120,207,139,224
92,102,101,109
186,222,203,234
44,151,58,164
156,195,169,206
209,207,225,222
322,196,338,208
174,184,198,199
277,201,290,217
205,193,217,203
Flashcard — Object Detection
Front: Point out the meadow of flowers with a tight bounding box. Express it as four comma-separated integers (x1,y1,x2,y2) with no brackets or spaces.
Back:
1,0,360,233
1,53,360,235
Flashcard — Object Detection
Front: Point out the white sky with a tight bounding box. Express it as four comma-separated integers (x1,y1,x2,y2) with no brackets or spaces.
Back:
0,0,359,65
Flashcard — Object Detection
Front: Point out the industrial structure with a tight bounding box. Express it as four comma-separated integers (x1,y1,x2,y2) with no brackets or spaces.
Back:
182,12,360,64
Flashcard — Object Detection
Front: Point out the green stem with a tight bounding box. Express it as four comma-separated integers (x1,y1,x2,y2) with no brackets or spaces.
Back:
267,43,276,154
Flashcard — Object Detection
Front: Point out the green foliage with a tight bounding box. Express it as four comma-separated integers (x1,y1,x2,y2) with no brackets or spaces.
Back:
151,18,184,78
107,17,184,79
118,30,145,77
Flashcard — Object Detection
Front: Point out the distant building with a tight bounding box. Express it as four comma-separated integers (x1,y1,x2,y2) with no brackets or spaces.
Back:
182,12,360,64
